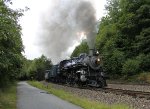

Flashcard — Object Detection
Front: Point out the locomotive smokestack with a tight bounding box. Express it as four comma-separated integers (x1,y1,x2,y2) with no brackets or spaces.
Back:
89,49,94,56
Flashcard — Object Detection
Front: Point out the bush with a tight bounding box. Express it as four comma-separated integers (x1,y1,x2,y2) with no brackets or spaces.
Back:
137,72,150,83
103,50,125,78
122,59,141,77
140,54,150,72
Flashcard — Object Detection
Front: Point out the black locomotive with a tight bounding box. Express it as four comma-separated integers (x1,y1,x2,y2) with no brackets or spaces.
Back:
45,49,107,88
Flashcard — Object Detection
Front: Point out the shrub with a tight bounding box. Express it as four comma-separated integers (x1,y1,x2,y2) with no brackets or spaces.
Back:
140,54,150,72
103,50,125,78
137,72,150,83
122,59,141,77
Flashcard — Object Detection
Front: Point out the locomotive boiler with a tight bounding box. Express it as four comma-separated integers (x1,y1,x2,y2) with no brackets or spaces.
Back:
45,49,107,88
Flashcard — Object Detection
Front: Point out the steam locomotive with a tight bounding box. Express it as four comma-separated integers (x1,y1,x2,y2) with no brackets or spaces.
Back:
45,49,107,88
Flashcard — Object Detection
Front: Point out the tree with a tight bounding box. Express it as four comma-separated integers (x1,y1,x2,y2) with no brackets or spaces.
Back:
0,0,24,87
20,55,52,81
96,0,150,78
33,55,52,81
71,41,89,57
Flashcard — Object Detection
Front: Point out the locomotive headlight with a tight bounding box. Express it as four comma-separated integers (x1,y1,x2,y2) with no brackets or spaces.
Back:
96,58,101,64
95,58,101,64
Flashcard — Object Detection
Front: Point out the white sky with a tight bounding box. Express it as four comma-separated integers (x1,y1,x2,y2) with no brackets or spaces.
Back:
10,0,107,60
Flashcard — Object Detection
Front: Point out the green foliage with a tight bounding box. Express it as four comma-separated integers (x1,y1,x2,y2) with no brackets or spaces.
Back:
140,54,150,71
103,50,125,78
0,1,24,87
97,0,150,78
32,55,52,81
71,41,89,57
20,55,52,81
122,58,141,77
136,28,150,54
19,58,32,80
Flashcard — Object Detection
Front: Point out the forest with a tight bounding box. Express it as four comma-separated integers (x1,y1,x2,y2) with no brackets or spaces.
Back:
71,0,150,81
0,0,150,88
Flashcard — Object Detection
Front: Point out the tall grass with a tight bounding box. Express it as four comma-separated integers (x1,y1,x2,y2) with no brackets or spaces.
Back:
0,83,17,109
137,72,150,83
28,81,130,109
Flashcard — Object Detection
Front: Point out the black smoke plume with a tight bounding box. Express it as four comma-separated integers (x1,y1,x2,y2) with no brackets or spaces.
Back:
38,0,97,63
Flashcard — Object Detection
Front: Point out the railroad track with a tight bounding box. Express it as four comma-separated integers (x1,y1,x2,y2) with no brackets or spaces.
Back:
64,84,150,100
45,82,150,100
93,87,150,100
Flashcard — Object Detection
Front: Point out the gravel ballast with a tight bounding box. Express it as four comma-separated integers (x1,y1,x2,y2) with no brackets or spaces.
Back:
51,83,150,109
107,84,150,92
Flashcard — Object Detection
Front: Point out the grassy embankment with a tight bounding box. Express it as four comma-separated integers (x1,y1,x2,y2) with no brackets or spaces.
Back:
108,72,150,85
0,83,17,109
28,81,130,109
133,73,150,84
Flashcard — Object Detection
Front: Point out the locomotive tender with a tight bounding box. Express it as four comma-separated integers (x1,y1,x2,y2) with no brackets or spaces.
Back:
45,49,107,88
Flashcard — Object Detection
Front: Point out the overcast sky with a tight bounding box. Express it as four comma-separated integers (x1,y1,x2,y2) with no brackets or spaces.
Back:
10,0,107,62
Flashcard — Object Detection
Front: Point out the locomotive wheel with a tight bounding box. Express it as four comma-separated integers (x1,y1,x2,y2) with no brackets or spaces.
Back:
66,75,75,86
73,76,78,87
97,77,105,88
66,75,71,85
